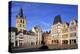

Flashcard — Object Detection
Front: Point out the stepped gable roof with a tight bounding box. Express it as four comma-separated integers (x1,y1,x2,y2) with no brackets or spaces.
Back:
71,17,78,23
65,22,69,26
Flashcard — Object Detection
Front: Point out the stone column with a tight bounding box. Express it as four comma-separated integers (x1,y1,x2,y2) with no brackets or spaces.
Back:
60,39,62,45
68,40,70,45
18,40,19,47
13,41,15,47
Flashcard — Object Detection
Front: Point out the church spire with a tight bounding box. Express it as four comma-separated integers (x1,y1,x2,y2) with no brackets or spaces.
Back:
18,8,24,18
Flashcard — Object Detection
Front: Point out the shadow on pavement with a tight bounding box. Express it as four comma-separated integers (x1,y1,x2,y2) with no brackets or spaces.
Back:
39,45,48,50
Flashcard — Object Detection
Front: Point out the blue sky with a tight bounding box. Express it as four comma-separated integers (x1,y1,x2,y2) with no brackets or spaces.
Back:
10,1,78,32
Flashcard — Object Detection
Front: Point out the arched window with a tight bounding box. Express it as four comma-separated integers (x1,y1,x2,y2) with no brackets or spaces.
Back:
20,19,22,23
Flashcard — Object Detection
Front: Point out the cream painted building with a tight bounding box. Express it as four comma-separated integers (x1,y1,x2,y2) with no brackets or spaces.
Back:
51,15,63,45
32,25,42,45
62,22,69,45
69,18,77,45
16,32,24,47
45,15,77,46
15,25,42,47
15,32,36,47
23,32,37,47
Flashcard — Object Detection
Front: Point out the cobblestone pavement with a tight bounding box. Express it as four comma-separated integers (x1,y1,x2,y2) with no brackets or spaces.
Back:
11,44,78,53
47,44,78,49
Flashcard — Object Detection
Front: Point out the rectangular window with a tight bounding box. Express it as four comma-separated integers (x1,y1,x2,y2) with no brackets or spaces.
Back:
63,29,68,33
62,34,68,38
23,25,24,27
23,20,24,24
74,40,76,44
70,27,75,31
20,24,21,27
20,29,22,32
70,33,76,37
12,35,14,37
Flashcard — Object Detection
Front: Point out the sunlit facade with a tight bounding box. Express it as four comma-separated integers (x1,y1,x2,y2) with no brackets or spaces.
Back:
62,22,69,45
32,25,42,45
16,8,26,32
69,18,77,45
44,15,77,46
10,8,77,48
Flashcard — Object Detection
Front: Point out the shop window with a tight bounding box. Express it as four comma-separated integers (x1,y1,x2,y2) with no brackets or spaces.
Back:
19,43,22,47
74,40,76,44
54,40,58,43
52,40,53,43
31,42,34,45
62,40,68,44
70,40,71,44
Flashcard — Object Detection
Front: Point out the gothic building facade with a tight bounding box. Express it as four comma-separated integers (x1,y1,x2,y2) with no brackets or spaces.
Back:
44,15,77,46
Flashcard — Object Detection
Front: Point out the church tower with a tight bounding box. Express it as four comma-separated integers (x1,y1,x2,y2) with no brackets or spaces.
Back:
16,8,26,32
